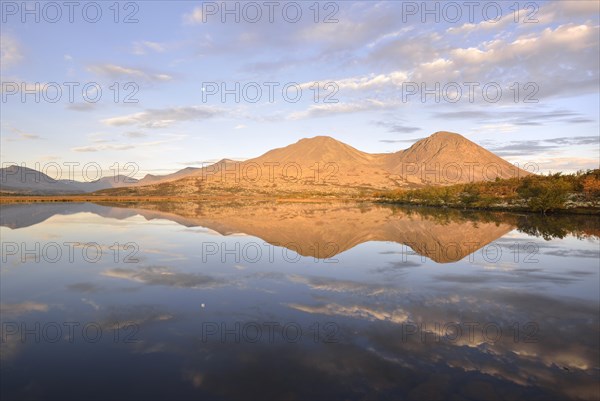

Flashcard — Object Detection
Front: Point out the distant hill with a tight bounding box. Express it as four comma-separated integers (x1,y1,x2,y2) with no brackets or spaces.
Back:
1,132,532,196
0,165,137,195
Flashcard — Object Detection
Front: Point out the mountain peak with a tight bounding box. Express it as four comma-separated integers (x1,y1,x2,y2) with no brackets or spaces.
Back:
409,131,478,150
297,135,340,145
429,131,469,141
215,158,238,164
252,135,372,167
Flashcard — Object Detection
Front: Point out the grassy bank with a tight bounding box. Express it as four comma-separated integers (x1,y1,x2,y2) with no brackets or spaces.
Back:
3,169,599,214
374,169,600,215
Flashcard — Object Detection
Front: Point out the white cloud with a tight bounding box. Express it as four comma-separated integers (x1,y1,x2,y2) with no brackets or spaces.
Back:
367,27,414,48
87,64,173,82
295,2,400,53
124,131,148,138
536,1,600,23
535,157,600,174
289,99,394,120
476,123,519,135
183,7,204,24
66,103,97,112
300,71,409,92
446,12,514,35
306,22,599,105
132,41,167,55
101,106,224,128
71,144,135,152
71,134,186,152
0,35,22,70
2,125,42,141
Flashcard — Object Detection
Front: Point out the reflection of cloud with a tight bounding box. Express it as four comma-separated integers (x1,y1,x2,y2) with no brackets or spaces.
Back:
288,303,409,324
182,369,204,388
283,268,598,395
434,269,582,286
168,282,599,400
67,282,103,293
0,301,49,316
130,342,170,355
103,265,226,289
99,304,175,331
81,298,100,311
0,301,50,363
0,332,22,362
289,275,397,296
362,288,600,399
370,260,422,275
543,249,600,259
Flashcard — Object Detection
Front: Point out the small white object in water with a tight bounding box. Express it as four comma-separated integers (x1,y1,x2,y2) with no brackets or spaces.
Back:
201,303,205,308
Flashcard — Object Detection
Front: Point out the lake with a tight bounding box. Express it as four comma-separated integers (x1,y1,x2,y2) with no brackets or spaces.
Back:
1,202,599,400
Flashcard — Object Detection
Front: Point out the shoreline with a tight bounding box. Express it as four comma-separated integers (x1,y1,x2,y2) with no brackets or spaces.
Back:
374,199,600,216
0,195,363,204
1,194,599,215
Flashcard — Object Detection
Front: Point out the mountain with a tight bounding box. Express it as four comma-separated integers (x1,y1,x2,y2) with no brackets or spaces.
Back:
95,131,531,197
0,165,138,194
380,132,526,184
1,166,81,194
133,160,240,186
135,166,201,186
1,132,532,195
252,136,375,166
244,136,392,188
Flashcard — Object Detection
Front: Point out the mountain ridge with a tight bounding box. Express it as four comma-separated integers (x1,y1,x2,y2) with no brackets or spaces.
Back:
0,165,138,194
1,131,532,195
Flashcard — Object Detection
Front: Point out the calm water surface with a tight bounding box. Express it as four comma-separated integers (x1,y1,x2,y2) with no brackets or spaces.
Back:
1,202,599,400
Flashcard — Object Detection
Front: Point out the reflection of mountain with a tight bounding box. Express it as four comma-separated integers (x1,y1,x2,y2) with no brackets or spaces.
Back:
4,202,598,262
0,203,139,228
131,203,515,263
1,202,515,263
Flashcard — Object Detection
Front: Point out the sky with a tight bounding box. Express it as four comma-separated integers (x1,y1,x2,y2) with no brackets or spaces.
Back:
1,0,599,179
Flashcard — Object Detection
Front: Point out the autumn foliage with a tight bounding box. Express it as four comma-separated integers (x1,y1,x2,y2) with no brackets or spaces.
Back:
375,169,600,214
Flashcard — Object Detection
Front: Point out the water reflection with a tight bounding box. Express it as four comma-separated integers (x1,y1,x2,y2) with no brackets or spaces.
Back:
0,202,598,400
3,202,597,262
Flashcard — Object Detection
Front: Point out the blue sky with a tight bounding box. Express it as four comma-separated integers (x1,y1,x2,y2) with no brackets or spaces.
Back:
1,0,599,179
